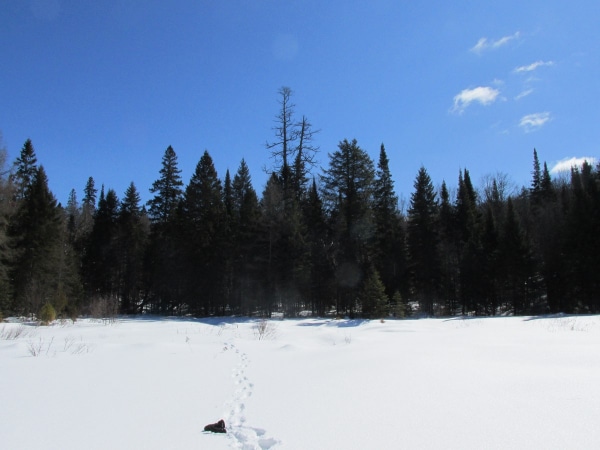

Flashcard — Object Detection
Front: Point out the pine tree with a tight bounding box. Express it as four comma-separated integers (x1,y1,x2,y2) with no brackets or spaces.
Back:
321,139,375,316
0,149,14,314
9,167,63,315
117,182,147,314
83,187,120,303
304,179,333,316
230,159,261,315
530,148,542,204
438,180,459,315
407,166,440,316
360,268,389,319
147,145,184,225
497,197,534,314
145,146,185,313
562,162,600,312
372,144,406,299
11,139,38,201
181,151,225,315
79,176,97,240
455,169,484,314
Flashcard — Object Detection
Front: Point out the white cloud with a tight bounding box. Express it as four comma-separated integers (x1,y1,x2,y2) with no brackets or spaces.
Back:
519,112,551,132
550,157,598,174
515,89,534,100
514,60,554,73
452,86,500,113
471,32,521,54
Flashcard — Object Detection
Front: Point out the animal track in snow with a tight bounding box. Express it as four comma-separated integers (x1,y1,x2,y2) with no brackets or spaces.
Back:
223,342,280,449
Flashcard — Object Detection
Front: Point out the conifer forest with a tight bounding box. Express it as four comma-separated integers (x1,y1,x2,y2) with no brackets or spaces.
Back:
1,88,599,320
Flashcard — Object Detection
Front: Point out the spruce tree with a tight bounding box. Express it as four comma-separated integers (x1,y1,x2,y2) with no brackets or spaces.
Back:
11,139,38,201
181,151,225,314
360,268,389,319
83,187,120,303
231,159,261,314
407,166,440,316
304,179,333,316
147,145,184,225
497,197,534,314
9,166,62,315
321,139,375,316
438,180,459,314
117,182,147,314
372,144,406,299
145,146,184,313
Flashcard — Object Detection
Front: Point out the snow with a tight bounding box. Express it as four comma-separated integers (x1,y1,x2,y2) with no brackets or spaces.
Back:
1,315,600,449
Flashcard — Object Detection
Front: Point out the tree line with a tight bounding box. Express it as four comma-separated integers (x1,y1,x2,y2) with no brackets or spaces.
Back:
1,88,599,320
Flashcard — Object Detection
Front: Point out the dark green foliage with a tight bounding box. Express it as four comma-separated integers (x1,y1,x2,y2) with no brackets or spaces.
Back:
180,151,225,314
321,139,375,316
11,139,38,201
8,105,599,318
82,186,120,301
143,146,185,314
147,146,184,224
9,166,63,315
360,269,389,319
372,144,407,300
497,197,535,315
407,167,440,316
117,182,148,314
226,158,262,315
0,146,15,314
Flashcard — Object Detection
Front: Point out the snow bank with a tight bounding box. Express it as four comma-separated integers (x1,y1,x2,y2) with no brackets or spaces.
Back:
1,315,599,449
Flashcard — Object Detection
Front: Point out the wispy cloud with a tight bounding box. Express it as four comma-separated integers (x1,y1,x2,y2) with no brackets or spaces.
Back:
515,89,534,100
471,32,521,54
452,86,500,113
519,112,551,132
550,157,598,174
514,60,554,73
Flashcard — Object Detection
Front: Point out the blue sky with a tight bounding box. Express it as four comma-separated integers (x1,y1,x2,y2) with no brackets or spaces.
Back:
1,0,598,207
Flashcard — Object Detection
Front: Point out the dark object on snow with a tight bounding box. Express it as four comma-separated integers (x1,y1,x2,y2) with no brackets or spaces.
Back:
204,419,226,433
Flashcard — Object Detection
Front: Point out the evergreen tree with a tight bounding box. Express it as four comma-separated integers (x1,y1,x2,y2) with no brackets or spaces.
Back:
455,169,484,314
372,144,406,299
480,207,499,314
563,162,600,312
79,176,97,241
360,268,389,319
11,139,38,201
321,139,375,316
117,182,147,314
147,145,184,224
181,151,225,315
9,167,63,315
83,187,120,303
530,148,542,204
144,146,185,313
304,178,334,316
438,180,459,314
230,159,261,314
497,197,534,314
407,166,440,316
540,162,554,201
0,149,14,314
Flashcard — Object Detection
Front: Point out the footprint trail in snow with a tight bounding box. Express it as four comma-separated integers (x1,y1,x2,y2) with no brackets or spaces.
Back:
223,342,280,449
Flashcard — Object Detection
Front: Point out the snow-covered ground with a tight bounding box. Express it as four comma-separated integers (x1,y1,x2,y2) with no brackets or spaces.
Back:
2,314,599,449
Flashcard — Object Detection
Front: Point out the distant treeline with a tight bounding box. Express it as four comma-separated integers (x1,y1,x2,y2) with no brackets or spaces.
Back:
1,89,599,319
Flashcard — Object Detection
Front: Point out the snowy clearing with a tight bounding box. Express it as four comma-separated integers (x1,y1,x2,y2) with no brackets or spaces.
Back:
1,315,599,449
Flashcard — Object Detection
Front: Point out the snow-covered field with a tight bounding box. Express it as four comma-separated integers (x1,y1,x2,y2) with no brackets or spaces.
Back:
2,314,599,449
